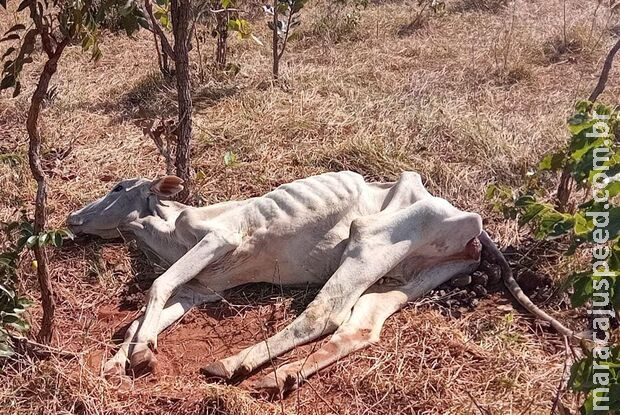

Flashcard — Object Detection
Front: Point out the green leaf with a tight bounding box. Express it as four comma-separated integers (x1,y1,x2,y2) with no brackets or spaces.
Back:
0,33,19,43
571,273,593,307
61,229,75,240
38,232,48,247
2,313,20,324
0,73,15,90
26,235,37,248
569,353,595,391
0,284,14,300
0,342,14,358
16,0,32,12
573,212,594,236
610,241,620,271
1,47,16,61
223,151,238,167
538,152,565,171
52,232,63,247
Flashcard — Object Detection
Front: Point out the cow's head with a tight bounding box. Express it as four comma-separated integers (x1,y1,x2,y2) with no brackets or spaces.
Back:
411,197,483,261
66,176,184,239
435,200,483,261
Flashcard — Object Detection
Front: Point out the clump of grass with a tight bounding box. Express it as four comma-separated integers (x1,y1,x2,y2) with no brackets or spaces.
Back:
492,63,533,86
452,0,509,13
305,0,368,44
309,136,412,181
396,13,430,37
542,27,589,64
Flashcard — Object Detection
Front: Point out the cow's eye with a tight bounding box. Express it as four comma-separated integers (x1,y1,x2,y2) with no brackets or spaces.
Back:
112,184,123,192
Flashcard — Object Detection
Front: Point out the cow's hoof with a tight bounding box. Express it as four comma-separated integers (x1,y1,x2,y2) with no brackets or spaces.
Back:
253,371,299,395
202,360,234,380
103,359,126,379
129,348,157,377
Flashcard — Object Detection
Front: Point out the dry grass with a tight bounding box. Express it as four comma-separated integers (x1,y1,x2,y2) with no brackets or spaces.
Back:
1,0,619,413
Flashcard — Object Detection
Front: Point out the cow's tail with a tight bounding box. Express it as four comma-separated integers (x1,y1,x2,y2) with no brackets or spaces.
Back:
479,231,575,338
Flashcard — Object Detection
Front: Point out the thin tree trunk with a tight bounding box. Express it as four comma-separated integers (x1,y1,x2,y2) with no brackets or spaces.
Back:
26,44,66,344
171,0,193,201
215,12,228,70
153,30,172,77
161,37,171,76
588,37,620,103
272,0,279,80
556,167,573,213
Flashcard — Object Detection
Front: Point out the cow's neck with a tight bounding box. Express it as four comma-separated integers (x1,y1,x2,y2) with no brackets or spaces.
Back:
126,199,192,266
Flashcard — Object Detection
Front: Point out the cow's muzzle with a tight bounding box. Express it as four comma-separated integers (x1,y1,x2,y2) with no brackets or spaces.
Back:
465,237,481,260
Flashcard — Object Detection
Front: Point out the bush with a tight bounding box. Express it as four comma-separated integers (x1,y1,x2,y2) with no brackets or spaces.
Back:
488,101,620,414
0,216,33,357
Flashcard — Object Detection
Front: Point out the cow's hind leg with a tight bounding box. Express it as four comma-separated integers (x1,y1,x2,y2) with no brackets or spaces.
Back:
253,287,408,394
202,202,445,381
104,285,219,378
254,257,479,394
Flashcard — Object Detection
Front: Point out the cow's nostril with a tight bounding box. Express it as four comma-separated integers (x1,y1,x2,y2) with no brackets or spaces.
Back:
67,214,84,226
465,237,481,260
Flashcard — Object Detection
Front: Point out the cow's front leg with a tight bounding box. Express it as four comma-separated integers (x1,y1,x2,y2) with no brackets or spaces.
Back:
104,286,220,378
129,229,240,375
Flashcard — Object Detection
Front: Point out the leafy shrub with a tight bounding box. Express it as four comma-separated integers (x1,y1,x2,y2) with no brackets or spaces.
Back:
488,101,619,414
0,216,33,357
0,213,74,357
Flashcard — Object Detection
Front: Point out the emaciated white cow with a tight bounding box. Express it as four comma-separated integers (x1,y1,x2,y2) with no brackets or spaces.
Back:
67,171,573,394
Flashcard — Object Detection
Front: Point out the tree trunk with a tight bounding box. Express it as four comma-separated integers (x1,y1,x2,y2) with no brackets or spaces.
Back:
556,167,573,213
272,0,279,80
171,0,193,201
26,45,66,344
215,12,228,70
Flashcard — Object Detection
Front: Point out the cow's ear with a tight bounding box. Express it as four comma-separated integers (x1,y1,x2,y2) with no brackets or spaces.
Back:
150,175,184,197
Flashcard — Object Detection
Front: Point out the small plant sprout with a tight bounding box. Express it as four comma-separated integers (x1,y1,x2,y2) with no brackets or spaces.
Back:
223,150,239,167
263,0,307,79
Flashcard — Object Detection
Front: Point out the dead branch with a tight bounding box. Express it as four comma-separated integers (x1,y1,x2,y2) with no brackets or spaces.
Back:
588,36,620,102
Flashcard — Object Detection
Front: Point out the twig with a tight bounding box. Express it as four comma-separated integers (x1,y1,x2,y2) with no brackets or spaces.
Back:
144,0,177,60
277,8,295,61
11,335,79,358
466,390,490,415
588,37,620,102
550,335,572,414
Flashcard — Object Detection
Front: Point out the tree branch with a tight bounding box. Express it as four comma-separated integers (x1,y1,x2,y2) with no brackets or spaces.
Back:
28,1,54,57
588,36,620,103
144,0,177,60
277,8,294,61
